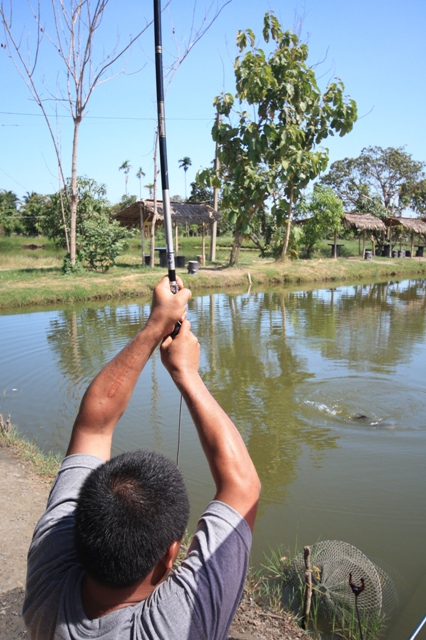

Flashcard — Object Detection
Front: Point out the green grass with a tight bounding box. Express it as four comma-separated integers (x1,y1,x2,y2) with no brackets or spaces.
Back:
0,423,61,480
1,233,426,309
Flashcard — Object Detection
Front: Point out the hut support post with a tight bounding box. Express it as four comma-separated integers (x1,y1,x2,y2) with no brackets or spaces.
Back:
333,229,337,258
202,223,206,266
411,232,414,258
358,234,361,256
139,204,145,266
363,229,366,257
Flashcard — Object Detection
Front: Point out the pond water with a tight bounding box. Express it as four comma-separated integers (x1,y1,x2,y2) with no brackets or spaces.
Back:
1,278,425,639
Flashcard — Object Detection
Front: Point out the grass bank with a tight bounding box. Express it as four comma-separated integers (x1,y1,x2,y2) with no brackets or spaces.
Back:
1,235,426,309
0,423,61,480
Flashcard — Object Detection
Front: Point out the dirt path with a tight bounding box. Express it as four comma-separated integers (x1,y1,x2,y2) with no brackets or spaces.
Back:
0,444,305,639
0,446,50,639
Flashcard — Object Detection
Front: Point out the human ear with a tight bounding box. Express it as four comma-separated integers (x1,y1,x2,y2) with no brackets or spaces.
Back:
163,540,182,570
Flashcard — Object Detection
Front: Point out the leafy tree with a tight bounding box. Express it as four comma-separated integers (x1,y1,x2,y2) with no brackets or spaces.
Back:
203,12,357,264
400,178,426,215
42,177,131,270
178,157,192,200
187,180,214,205
0,189,22,235
111,194,137,214
77,211,131,272
321,146,425,216
20,192,47,236
299,186,344,258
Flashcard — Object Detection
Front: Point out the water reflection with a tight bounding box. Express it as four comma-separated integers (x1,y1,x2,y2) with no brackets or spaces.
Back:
290,280,426,373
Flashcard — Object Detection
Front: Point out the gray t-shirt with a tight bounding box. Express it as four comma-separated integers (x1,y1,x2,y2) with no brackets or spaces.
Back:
23,454,252,640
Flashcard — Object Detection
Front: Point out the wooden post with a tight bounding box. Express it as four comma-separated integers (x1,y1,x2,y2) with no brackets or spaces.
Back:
139,203,145,266
411,232,414,258
333,229,337,258
362,229,366,257
202,223,206,266
302,546,313,630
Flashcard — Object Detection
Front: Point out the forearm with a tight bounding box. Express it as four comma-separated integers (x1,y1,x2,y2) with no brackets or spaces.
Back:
177,372,261,528
66,321,163,459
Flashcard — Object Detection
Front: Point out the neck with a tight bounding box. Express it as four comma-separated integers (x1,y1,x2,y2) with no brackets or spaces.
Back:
81,564,169,620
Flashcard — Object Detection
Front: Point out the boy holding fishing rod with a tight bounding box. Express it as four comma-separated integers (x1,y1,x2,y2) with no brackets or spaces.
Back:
23,276,261,640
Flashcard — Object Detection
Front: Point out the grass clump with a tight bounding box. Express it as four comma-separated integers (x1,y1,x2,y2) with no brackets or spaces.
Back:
0,421,61,481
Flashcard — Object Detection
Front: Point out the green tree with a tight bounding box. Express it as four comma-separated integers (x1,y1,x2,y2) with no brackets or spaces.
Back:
321,146,425,216
299,186,344,258
20,192,47,236
41,177,131,270
178,157,192,200
187,180,214,205
0,189,22,235
204,12,357,265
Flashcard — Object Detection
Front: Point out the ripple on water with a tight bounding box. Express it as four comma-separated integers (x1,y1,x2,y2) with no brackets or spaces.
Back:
296,375,426,433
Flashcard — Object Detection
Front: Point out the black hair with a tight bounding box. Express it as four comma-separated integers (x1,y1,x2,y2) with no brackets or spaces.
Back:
74,450,190,588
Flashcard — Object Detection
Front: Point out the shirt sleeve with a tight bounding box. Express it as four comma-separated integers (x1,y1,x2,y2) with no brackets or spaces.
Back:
23,454,103,633
146,501,252,640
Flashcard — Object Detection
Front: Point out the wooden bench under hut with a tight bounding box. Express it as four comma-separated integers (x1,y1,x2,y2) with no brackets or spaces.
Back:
343,212,387,257
113,199,220,267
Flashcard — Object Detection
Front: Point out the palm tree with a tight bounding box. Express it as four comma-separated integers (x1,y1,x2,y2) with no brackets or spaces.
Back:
145,182,154,198
178,156,192,200
119,160,132,196
136,167,145,200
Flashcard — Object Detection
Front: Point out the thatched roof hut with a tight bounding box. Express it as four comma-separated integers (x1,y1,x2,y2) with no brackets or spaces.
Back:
385,217,426,234
113,199,220,228
384,216,426,256
342,212,386,257
113,199,220,267
343,212,386,231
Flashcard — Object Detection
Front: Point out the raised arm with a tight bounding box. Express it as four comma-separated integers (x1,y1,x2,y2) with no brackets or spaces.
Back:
160,321,261,530
66,277,191,461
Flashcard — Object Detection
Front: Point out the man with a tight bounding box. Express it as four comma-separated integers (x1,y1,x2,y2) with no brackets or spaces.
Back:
23,276,261,640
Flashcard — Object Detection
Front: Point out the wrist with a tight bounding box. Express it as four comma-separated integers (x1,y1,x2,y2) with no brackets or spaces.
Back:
141,318,165,345
173,369,202,393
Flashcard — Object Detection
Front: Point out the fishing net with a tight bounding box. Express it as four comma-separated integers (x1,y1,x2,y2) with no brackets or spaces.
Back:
287,541,397,623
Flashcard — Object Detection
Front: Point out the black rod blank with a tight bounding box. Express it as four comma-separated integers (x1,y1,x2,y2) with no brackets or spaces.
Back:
153,0,177,292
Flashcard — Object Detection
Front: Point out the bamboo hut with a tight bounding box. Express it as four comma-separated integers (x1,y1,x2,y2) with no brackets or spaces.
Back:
385,217,426,257
113,199,220,266
343,212,386,256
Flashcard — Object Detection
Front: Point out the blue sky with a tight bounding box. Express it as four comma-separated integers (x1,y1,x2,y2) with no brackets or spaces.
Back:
1,0,426,206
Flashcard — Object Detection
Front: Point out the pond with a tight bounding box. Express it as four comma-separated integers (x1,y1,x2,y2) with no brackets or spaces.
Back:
1,278,425,639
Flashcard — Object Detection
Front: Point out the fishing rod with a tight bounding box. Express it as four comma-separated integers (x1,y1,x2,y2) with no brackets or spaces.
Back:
153,0,181,338
153,0,183,465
